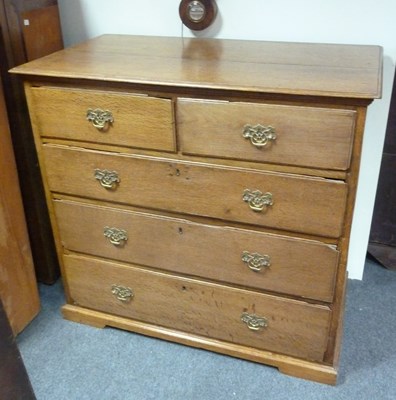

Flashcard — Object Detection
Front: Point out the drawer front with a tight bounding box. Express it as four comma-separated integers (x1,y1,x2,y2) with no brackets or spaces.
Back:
54,200,339,302
177,98,356,170
44,145,347,237
28,86,175,151
64,254,332,361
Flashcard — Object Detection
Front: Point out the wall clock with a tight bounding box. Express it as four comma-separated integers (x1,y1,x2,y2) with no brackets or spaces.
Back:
179,0,217,31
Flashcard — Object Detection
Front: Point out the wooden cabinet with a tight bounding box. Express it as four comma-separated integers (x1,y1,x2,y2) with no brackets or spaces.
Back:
0,68,39,335
0,0,63,283
0,299,36,399
11,35,382,384
369,69,396,269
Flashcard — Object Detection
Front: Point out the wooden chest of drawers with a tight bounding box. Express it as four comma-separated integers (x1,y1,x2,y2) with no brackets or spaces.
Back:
11,35,382,384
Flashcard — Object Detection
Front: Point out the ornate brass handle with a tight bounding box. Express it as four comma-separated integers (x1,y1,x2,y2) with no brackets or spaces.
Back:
111,284,133,302
242,189,273,212
86,108,114,130
241,251,271,272
243,124,276,148
104,227,128,246
241,312,268,331
94,169,120,190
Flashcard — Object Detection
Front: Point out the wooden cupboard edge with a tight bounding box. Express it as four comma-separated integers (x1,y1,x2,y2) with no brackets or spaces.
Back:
62,304,337,385
22,81,72,303
323,106,368,365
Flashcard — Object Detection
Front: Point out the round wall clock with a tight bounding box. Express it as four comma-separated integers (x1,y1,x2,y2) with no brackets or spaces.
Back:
179,0,218,31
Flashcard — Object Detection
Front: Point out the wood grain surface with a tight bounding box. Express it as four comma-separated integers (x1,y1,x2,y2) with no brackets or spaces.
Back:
11,35,382,99
54,199,339,302
29,86,175,151
64,254,332,362
43,144,348,238
0,74,39,334
178,98,356,170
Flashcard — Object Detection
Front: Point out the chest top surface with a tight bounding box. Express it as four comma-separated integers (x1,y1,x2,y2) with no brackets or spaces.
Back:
11,34,382,100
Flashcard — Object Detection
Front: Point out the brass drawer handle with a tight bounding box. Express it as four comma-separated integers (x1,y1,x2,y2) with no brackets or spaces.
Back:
104,227,128,246
111,284,133,302
94,169,120,190
242,251,271,272
241,312,268,331
243,189,273,212
243,124,276,148
86,108,114,130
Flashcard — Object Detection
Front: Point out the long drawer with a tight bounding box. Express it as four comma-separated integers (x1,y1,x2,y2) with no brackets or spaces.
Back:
177,98,356,170
43,145,347,238
64,254,332,362
54,199,339,302
28,86,175,152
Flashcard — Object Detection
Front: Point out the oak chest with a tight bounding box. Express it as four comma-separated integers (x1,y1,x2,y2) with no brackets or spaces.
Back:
12,35,382,384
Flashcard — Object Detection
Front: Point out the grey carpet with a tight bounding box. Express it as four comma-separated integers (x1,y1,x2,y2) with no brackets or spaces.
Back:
17,257,396,400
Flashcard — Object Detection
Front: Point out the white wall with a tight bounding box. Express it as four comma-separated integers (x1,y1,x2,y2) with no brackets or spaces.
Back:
58,0,396,279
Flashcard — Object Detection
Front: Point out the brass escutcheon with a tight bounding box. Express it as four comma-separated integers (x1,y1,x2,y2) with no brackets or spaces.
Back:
242,189,273,212
241,312,268,331
241,251,271,272
243,124,276,148
86,108,114,130
104,227,128,246
94,169,120,190
111,284,133,303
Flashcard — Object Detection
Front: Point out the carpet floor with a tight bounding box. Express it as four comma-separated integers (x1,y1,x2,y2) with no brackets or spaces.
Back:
17,257,396,400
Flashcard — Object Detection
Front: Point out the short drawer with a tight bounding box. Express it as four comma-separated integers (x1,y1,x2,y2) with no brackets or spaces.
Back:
177,98,356,170
43,144,347,238
54,199,339,302
64,254,332,361
28,86,175,151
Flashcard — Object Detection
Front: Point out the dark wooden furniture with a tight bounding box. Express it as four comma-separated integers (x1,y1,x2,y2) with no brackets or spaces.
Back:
0,0,63,283
12,35,382,384
0,50,38,400
368,67,396,269
0,299,36,400
0,66,39,334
